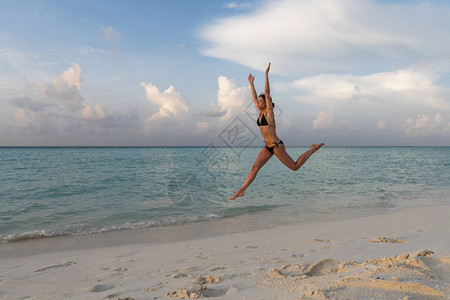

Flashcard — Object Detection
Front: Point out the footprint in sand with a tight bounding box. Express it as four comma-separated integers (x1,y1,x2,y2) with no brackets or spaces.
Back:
207,266,225,272
115,267,128,272
169,273,191,279
291,254,304,258
86,283,117,292
119,259,136,263
186,245,203,250
265,264,304,279
202,287,233,297
309,239,333,243
34,261,77,272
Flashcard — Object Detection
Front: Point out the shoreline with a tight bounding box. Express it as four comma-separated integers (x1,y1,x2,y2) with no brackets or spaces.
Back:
0,202,442,255
0,198,398,250
1,204,449,299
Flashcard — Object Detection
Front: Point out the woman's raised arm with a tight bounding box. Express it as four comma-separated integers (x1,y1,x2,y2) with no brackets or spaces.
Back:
248,74,258,107
264,63,273,110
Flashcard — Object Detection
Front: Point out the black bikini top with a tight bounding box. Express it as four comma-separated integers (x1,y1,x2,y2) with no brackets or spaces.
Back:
257,113,275,128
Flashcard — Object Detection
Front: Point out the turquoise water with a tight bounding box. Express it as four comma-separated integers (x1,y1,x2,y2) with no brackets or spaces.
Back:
0,146,449,242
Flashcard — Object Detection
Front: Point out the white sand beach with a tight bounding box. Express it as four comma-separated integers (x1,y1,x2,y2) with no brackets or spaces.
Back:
1,204,449,299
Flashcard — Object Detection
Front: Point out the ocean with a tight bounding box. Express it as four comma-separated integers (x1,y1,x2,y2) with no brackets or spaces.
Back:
0,146,449,243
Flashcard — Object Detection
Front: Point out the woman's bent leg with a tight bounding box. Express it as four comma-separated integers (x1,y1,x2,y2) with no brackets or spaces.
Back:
274,143,324,171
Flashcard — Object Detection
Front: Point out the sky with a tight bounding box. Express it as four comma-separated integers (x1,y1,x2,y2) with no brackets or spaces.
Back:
1,0,450,146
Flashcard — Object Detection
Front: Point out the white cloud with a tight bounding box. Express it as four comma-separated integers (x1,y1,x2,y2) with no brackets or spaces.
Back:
289,68,447,110
196,76,250,121
82,104,108,121
200,0,450,75
138,76,252,140
283,68,450,136
224,2,250,9
215,76,248,121
140,82,189,132
35,63,84,111
8,64,124,136
402,113,445,137
139,76,249,137
101,26,121,42
53,63,82,90
313,109,334,130
279,66,450,137
140,82,188,118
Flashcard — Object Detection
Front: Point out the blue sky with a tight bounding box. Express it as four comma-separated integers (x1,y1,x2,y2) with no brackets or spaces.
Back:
1,0,450,146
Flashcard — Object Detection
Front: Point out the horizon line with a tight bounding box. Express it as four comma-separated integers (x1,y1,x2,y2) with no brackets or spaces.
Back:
1,145,449,148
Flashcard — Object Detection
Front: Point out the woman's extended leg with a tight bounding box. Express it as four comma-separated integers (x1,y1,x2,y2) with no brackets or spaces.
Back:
274,143,324,171
230,147,273,200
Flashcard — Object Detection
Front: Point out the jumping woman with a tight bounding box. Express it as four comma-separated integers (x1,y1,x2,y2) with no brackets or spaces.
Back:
230,63,325,200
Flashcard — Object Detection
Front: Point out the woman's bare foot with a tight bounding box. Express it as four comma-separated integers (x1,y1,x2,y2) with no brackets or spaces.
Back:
230,189,244,200
311,143,325,153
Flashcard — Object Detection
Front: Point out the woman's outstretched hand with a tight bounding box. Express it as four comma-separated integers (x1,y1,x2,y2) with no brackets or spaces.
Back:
248,74,255,84
265,62,271,74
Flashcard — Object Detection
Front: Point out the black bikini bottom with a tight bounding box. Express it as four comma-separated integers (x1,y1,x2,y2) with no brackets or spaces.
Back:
265,140,283,154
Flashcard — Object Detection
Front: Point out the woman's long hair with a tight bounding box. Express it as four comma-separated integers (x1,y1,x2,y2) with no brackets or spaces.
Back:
258,93,275,108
